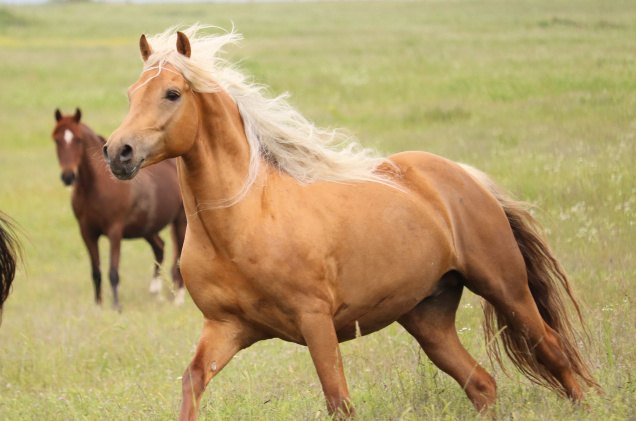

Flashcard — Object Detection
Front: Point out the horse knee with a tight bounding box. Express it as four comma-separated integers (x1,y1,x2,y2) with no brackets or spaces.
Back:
182,363,205,399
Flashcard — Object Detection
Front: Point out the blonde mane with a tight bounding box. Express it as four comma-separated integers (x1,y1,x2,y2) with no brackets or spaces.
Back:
144,25,401,207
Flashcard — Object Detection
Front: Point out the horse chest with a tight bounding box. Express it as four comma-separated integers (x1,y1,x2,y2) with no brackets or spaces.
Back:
180,236,317,341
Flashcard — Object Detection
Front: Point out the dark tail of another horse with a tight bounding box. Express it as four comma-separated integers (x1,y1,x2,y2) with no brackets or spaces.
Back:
460,164,599,393
0,213,20,323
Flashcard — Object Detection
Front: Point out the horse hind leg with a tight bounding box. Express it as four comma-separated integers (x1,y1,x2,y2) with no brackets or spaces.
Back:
459,162,597,398
145,233,165,295
398,272,497,412
171,210,187,305
464,253,585,401
479,277,584,400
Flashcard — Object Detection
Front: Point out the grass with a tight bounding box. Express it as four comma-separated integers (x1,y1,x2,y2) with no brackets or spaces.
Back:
0,0,634,419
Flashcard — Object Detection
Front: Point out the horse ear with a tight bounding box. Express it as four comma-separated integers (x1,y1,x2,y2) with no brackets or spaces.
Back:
176,31,191,58
74,108,82,123
55,109,62,122
139,34,153,62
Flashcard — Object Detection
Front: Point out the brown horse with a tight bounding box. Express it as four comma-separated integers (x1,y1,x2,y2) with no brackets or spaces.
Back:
52,108,187,308
104,27,599,419
0,212,20,326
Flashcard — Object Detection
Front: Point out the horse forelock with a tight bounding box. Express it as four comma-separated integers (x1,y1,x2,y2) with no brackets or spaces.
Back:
143,25,402,208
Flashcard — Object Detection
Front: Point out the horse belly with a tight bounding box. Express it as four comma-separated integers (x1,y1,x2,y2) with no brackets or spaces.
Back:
332,264,448,341
328,197,455,340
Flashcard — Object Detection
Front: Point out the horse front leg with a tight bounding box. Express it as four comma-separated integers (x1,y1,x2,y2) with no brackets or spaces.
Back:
180,318,254,421
79,225,101,305
299,311,354,419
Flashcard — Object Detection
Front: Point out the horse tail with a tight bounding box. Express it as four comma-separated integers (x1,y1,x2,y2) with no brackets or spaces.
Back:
459,164,599,392
0,212,21,321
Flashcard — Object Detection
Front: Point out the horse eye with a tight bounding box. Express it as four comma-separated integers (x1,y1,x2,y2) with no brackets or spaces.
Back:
165,89,181,101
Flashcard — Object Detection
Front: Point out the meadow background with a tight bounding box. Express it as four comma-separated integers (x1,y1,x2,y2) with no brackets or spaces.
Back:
0,0,635,419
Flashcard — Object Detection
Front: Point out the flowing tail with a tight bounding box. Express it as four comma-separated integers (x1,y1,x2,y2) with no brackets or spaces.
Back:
460,164,599,393
0,212,20,323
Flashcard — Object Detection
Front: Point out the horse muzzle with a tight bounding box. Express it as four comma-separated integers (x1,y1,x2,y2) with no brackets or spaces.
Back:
61,170,76,186
103,142,144,180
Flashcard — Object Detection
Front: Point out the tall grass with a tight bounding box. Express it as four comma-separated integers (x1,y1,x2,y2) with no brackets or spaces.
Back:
0,1,634,419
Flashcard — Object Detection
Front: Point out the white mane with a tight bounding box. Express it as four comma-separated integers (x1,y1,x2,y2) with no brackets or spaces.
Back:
144,25,401,207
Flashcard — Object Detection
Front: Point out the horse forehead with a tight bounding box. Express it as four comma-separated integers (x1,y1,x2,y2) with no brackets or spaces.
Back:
130,67,185,93
53,121,83,146
63,129,74,144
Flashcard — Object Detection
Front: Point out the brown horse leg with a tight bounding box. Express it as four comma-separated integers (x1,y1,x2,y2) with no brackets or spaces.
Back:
80,226,102,305
107,227,123,310
145,233,165,295
398,273,497,412
171,213,186,304
299,311,354,418
180,318,252,421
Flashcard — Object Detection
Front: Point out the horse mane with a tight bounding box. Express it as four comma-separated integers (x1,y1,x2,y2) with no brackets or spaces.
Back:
0,212,20,312
144,25,401,207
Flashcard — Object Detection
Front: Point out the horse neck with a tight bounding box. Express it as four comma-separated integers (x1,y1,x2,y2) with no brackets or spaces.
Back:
181,89,256,206
178,89,266,242
75,125,107,194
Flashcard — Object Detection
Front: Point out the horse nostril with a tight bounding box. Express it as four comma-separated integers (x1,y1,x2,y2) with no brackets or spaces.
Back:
119,144,133,163
102,144,109,161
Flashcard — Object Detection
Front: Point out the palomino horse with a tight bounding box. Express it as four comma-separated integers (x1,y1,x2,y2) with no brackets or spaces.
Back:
52,109,187,308
0,212,20,326
104,27,598,419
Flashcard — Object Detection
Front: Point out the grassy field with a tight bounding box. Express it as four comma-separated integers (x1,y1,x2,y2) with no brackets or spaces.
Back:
0,0,634,419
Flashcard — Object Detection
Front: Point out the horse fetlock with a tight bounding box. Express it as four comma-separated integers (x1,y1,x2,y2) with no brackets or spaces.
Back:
149,276,163,294
174,287,186,306
329,398,356,420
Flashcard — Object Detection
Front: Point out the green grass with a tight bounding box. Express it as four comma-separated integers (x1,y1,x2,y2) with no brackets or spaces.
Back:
0,1,634,419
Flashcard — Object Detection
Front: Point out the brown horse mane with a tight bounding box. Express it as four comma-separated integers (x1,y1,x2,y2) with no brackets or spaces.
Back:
0,212,21,310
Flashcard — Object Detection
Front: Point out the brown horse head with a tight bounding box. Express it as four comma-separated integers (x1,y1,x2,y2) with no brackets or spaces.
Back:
105,32,199,180
52,108,89,186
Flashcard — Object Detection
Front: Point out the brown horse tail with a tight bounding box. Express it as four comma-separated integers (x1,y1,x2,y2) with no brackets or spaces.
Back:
459,164,599,392
0,212,21,318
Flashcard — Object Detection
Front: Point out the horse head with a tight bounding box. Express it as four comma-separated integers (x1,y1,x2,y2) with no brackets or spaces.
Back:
104,32,199,180
51,108,86,186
